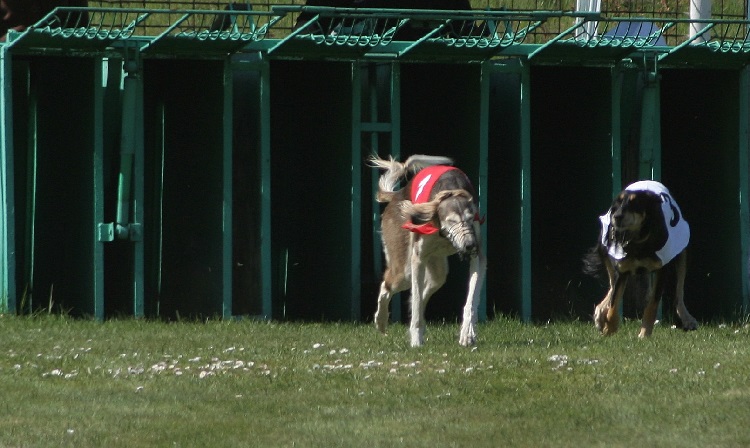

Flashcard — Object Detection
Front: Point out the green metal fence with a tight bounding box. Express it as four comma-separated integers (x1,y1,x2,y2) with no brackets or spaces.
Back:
1,6,748,323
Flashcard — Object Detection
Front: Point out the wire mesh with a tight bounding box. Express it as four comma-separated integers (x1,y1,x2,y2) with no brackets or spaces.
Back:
83,1,748,42
10,1,750,53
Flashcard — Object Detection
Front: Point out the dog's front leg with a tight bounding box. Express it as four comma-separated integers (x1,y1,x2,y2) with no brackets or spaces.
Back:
594,258,618,333
409,242,427,347
459,249,486,346
673,251,698,331
595,271,629,335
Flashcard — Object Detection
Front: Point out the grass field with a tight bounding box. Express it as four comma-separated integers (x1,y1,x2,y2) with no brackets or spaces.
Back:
1,314,749,447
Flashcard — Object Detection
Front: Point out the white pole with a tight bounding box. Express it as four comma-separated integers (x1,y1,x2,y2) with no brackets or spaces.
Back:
690,0,712,43
575,0,601,38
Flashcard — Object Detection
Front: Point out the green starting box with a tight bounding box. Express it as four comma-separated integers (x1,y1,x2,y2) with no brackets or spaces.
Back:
0,6,748,323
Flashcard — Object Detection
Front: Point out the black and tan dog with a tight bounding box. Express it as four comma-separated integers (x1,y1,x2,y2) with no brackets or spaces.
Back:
584,180,698,337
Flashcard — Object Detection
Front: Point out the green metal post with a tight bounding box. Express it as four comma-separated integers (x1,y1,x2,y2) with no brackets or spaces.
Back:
114,53,145,318
477,60,490,321
390,61,401,323
24,62,36,314
0,47,15,313
639,68,661,181
610,66,623,194
132,59,144,318
368,63,383,316
639,64,661,319
259,56,272,319
116,63,137,240
611,66,625,317
739,67,750,314
222,57,233,318
519,60,532,322
351,62,362,320
92,59,105,320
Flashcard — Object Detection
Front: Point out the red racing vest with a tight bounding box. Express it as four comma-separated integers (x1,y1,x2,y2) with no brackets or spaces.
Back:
401,165,458,235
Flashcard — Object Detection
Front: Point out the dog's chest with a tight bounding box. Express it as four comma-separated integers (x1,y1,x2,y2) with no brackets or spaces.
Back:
611,256,663,273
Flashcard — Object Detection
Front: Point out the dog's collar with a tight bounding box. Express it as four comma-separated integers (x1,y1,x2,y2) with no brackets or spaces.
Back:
403,213,485,235
402,221,440,235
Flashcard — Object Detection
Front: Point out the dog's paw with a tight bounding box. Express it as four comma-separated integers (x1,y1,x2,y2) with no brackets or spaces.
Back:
459,334,477,347
374,312,389,334
594,304,620,335
409,327,424,347
459,325,477,347
681,318,699,332
593,305,608,333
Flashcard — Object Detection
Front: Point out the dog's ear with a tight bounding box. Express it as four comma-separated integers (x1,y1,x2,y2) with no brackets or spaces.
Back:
400,200,437,224
400,189,474,224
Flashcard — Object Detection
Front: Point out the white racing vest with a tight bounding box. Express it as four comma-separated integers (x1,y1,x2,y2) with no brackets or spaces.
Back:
599,180,689,265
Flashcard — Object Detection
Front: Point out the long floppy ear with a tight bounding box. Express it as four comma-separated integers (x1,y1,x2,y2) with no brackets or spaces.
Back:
400,200,437,224
400,189,473,223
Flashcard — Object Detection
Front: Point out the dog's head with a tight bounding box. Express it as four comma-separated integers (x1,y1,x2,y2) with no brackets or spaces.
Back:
607,189,667,253
401,189,480,257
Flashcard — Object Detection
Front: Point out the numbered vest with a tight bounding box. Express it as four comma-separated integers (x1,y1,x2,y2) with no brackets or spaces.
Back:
599,180,690,265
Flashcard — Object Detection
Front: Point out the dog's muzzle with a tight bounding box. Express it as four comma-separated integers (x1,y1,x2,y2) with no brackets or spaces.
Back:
442,222,479,258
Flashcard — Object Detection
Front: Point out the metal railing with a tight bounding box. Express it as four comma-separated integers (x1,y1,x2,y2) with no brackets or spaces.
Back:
4,6,750,63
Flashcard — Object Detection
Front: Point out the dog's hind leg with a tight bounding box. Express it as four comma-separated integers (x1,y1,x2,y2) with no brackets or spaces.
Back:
374,282,394,333
375,270,409,334
409,253,448,347
459,249,486,346
673,251,698,331
639,271,661,338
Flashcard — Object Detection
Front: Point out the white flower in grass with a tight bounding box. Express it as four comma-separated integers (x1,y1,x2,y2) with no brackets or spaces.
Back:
548,354,568,363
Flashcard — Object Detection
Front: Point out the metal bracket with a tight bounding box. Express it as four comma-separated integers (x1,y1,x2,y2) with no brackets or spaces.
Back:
642,51,660,84
97,222,142,242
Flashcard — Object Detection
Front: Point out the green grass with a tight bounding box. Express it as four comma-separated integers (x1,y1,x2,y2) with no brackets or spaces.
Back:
1,315,749,447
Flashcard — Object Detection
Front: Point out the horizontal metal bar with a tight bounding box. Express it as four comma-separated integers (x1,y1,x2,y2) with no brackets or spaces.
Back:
272,6,601,21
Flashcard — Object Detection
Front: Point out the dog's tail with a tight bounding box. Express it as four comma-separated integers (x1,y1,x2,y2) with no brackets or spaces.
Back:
368,154,453,203
582,244,606,282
